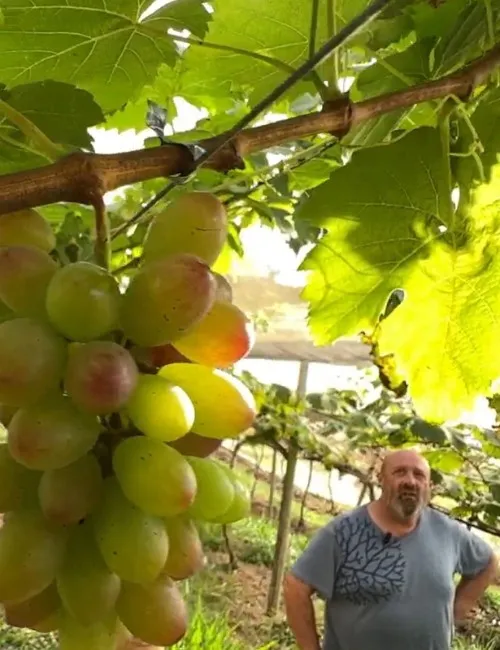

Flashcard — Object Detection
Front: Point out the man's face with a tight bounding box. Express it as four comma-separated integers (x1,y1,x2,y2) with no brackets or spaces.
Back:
380,452,431,520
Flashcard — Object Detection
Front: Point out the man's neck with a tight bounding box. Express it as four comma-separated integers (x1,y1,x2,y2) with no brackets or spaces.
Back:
367,499,422,537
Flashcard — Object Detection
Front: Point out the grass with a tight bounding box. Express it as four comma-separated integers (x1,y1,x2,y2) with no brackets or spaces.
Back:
199,515,309,568
173,594,275,650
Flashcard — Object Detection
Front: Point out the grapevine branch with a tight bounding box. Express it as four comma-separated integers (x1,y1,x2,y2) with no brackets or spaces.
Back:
0,43,499,216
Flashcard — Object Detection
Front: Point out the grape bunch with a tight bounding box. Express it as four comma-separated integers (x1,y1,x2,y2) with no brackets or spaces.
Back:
0,193,256,649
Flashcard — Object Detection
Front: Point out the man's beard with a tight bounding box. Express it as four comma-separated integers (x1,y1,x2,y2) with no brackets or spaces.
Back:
393,487,425,518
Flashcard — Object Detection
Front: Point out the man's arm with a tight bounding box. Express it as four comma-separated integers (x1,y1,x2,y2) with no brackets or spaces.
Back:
453,520,499,623
283,522,337,650
454,553,498,622
283,573,321,650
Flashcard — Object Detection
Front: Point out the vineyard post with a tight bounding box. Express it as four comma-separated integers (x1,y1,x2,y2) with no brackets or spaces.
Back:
267,448,278,519
266,360,308,615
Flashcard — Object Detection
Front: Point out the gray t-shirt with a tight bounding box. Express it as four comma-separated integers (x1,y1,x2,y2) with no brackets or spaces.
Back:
291,505,493,650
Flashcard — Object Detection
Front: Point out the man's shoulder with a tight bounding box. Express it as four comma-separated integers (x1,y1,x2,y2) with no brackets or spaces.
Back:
423,506,465,536
325,505,368,532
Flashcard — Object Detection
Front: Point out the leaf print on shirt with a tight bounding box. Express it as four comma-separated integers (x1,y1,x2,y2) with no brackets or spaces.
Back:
334,516,406,605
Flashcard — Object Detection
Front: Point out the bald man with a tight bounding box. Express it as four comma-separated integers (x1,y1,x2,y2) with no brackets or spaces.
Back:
284,449,498,650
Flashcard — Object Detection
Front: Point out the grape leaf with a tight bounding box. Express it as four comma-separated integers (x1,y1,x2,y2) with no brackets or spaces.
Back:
0,135,49,174
408,0,469,38
152,0,211,39
181,0,368,104
345,41,434,146
411,419,447,445
0,0,210,113
104,58,237,133
431,1,500,76
298,128,450,341
298,126,500,422
0,81,104,150
424,449,463,472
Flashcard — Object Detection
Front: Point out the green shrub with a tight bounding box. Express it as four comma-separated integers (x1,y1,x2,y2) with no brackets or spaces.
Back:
199,516,308,568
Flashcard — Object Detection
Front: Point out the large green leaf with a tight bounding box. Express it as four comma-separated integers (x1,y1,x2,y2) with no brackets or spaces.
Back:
0,81,104,151
180,0,368,104
0,0,210,113
431,1,500,76
298,126,500,422
344,40,434,146
407,0,469,38
0,135,49,174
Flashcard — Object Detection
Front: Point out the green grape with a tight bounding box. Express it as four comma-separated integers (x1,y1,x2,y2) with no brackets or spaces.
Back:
59,610,119,650
120,253,217,347
116,574,188,647
186,456,234,522
0,509,68,604
211,462,251,524
92,477,169,583
113,436,197,517
168,431,222,458
38,454,103,525
0,318,67,407
4,582,60,631
126,373,194,442
142,191,228,266
163,515,205,580
0,208,55,252
57,520,120,625
159,363,257,439
173,300,255,368
130,342,191,368
0,443,40,512
8,396,101,471
65,341,138,415
0,404,17,427
0,245,58,317
213,272,233,302
46,261,121,341
0,299,14,324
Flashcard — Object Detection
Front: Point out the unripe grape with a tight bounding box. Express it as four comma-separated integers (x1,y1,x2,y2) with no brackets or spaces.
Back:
59,610,119,650
211,462,251,524
0,318,67,407
173,300,255,368
0,403,17,427
0,208,55,252
142,191,227,266
46,261,121,341
213,272,233,302
0,246,58,317
4,582,60,631
116,574,188,647
57,521,121,625
38,453,103,525
0,299,14,324
65,341,138,415
186,456,235,521
130,343,191,369
0,443,40,512
162,515,205,580
113,436,197,517
120,253,217,347
126,373,195,442
168,431,222,458
8,396,101,471
0,510,68,604
159,363,257,439
92,478,169,584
